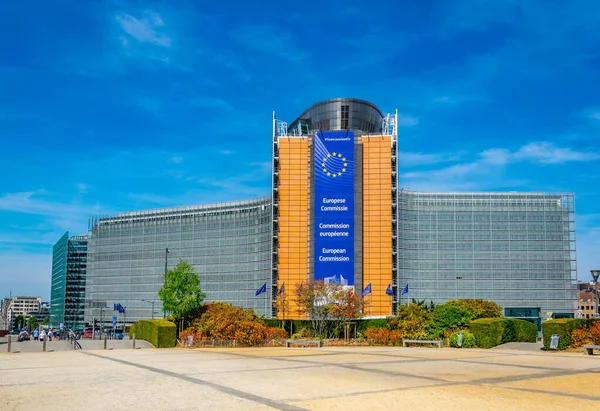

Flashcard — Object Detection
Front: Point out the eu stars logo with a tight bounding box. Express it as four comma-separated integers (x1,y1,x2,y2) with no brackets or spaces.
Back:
321,152,348,178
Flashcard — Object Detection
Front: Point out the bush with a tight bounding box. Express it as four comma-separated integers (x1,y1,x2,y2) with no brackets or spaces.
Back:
571,328,592,348
446,299,503,319
429,304,473,339
513,319,538,342
541,319,593,350
131,319,177,348
365,327,391,345
449,331,477,348
591,322,600,345
266,327,288,341
469,318,506,348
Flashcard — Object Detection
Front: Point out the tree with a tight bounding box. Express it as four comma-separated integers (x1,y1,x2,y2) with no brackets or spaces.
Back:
294,280,363,338
27,316,39,331
42,317,49,326
14,314,26,330
272,285,290,326
446,299,503,319
158,259,206,330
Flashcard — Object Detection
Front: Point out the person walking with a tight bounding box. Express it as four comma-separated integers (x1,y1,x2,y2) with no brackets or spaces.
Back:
33,329,39,341
39,330,46,342
48,330,53,341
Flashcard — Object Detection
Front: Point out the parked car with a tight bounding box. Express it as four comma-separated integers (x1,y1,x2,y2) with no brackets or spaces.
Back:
83,329,93,339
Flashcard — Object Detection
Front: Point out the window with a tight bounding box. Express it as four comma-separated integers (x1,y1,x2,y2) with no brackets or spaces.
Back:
341,105,349,129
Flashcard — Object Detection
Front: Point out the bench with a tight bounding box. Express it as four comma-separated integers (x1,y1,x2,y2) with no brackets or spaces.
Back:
285,339,322,348
402,339,443,348
583,345,600,355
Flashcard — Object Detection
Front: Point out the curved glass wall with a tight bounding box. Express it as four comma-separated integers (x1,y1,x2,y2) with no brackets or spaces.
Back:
85,197,273,325
288,98,384,136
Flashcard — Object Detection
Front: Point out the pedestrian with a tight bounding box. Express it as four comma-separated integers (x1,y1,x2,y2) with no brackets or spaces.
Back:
39,330,46,342
48,330,53,341
33,329,39,341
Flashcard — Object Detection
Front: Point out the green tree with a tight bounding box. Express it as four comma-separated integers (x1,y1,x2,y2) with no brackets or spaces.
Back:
42,317,49,326
428,304,473,338
446,299,503,319
158,259,206,330
14,314,26,329
27,316,39,331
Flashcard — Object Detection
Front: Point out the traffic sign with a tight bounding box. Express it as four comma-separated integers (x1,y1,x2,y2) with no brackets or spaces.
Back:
112,316,117,326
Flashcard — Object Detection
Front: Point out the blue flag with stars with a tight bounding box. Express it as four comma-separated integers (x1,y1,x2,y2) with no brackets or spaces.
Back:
255,283,267,296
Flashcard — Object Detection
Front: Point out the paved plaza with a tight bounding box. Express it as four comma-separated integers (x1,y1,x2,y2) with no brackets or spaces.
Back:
1,345,600,410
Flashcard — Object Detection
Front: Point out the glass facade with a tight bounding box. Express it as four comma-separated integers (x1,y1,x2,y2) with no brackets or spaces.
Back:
65,235,87,330
398,191,577,315
50,232,88,330
84,198,273,325
50,232,68,327
287,98,384,136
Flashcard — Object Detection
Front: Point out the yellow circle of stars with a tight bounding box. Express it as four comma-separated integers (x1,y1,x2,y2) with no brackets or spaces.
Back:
321,152,347,178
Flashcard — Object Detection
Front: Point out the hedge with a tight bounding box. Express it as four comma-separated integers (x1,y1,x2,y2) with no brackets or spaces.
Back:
469,318,506,348
513,319,538,343
469,318,538,348
541,319,596,350
130,319,177,348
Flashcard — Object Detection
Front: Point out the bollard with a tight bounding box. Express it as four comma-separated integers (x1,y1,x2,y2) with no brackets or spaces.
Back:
43,338,47,352
7,335,11,353
104,334,107,350
73,338,76,350
132,333,136,349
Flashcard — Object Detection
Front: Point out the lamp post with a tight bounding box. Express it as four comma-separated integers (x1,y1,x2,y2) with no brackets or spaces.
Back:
164,247,169,318
141,299,155,319
591,270,600,318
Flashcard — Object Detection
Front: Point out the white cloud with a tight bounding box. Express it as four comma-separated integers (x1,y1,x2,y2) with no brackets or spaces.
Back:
398,152,461,167
170,156,184,164
219,150,235,155
397,115,419,127
190,97,233,111
514,142,600,164
116,11,171,47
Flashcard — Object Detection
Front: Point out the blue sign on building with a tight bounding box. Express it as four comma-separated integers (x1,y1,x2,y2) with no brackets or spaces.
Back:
313,130,355,285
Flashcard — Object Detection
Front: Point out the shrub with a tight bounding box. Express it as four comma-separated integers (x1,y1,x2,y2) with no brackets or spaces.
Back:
131,319,177,348
571,328,592,348
365,327,391,345
591,322,600,345
512,319,538,342
469,318,506,348
266,327,288,341
446,299,503,319
541,319,593,350
429,304,473,339
449,331,477,348
234,321,267,346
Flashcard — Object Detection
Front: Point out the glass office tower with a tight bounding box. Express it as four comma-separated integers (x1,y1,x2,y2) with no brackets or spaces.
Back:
84,198,272,325
397,191,577,316
50,233,88,330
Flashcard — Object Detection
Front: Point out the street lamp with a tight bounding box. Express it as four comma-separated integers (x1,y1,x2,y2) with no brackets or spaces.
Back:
141,299,155,319
591,270,600,318
163,247,170,318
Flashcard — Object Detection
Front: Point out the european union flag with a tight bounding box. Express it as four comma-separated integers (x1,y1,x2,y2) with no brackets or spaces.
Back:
401,283,409,295
362,283,372,296
255,283,267,296
386,284,394,296
116,303,125,314
113,303,118,311
278,282,285,295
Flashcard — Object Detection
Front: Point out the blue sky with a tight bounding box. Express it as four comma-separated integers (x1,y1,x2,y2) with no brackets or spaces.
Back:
1,0,599,300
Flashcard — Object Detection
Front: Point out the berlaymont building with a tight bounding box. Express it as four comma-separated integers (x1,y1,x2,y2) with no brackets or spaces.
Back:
50,98,577,328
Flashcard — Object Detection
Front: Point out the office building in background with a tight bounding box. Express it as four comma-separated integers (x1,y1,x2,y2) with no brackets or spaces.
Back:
49,98,577,325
